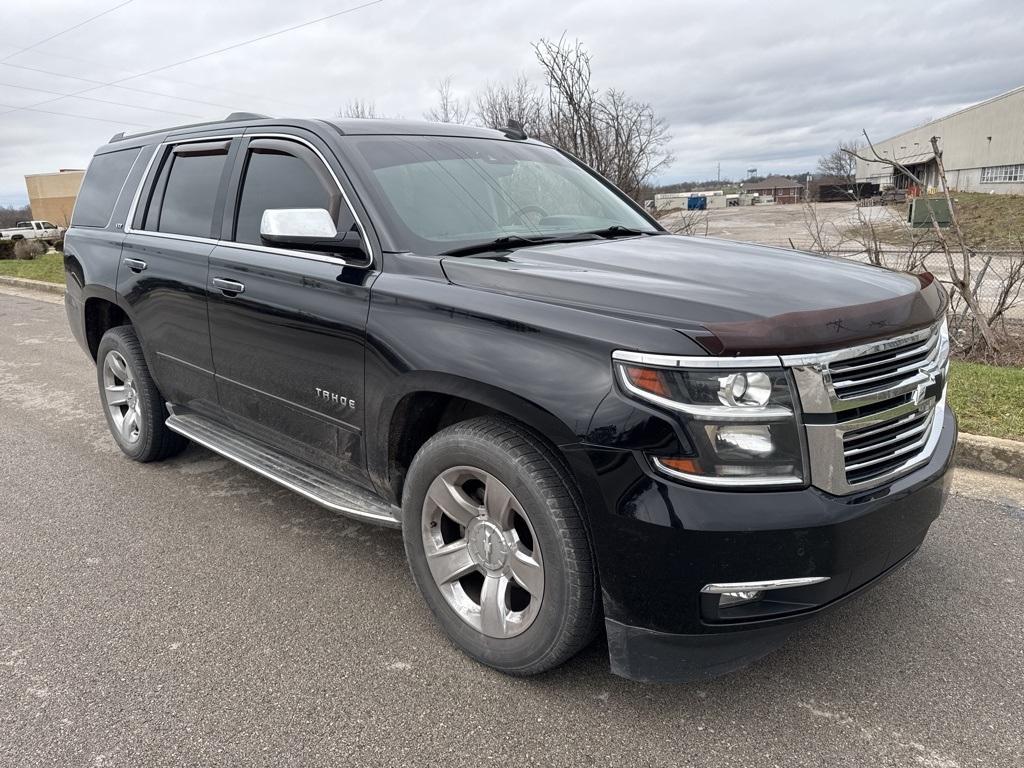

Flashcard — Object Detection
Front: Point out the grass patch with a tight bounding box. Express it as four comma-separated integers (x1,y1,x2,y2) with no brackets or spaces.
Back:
951,192,1024,247
947,360,1024,441
841,192,1024,249
0,251,64,284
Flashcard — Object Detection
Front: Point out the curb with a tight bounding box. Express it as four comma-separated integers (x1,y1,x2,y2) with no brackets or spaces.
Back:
955,432,1024,478
0,275,64,295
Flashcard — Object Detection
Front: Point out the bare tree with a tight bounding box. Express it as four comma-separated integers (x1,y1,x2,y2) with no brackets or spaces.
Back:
666,208,710,237
424,76,470,124
844,133,1007,354
0,204,32,228
531,36,672,201
476,74,543,133
338,99,380,119
817,139,862,182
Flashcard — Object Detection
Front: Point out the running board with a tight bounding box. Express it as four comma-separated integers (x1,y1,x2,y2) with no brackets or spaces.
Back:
165,410,401,528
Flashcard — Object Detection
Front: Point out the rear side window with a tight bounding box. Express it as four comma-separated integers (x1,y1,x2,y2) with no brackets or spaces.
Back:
233,139,347,246
71,148,141,228
141,141,230,238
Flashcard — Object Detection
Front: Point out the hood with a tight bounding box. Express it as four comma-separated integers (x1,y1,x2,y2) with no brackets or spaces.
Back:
440,235,945,355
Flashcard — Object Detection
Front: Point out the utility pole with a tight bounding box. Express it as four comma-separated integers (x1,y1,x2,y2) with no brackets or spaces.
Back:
717,162,721,184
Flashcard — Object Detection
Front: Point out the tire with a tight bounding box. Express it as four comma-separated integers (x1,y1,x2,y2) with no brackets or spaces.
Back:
402,416,599,675
95,325,187,462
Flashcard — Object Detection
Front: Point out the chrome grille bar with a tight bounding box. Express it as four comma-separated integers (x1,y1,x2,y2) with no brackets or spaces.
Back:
784,320,948,495
843,414,931,458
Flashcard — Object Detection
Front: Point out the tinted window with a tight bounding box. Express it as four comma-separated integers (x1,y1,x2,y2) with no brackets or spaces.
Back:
235,147,347,245
71,148,140,228
156,149,228,238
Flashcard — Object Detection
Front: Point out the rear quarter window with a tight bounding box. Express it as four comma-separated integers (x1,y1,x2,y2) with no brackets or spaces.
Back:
71,148,142,228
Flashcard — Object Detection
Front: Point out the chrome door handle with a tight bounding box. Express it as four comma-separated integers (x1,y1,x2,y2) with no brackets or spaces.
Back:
124,258,147,272
212,277,245,295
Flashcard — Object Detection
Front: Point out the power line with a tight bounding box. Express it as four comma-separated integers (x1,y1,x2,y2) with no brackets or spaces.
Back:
0,102,151,128
1,62,238,112
0,0,384,121
0,80,202,118
3,54,316,113
0,0,135,64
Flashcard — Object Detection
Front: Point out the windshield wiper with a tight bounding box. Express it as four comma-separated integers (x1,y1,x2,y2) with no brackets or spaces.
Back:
579,225,662,239
440,226,661,258
441,232,602,258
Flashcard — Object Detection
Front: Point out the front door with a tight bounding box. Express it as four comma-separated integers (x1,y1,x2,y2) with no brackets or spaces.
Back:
207,134,377,484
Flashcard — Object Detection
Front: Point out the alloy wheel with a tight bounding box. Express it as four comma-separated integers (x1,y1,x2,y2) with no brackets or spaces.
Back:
421,466,544,639
102,350,142,444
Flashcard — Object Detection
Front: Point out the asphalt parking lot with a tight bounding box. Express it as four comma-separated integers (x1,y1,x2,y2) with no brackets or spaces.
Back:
2,286,1022,767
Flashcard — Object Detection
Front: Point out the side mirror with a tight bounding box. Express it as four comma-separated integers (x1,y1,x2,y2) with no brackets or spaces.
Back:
259,208,366,259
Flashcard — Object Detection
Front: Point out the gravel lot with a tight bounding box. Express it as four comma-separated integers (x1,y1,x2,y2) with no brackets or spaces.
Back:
2,287,1023,767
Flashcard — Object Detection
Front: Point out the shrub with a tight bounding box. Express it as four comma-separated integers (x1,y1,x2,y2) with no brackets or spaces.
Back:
13,239,46,260
0,240,15,260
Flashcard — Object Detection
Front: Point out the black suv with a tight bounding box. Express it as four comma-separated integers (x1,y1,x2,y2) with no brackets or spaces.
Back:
63,113,955,682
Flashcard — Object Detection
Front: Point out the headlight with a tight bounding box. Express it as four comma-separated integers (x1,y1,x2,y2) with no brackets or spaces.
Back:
615,359,806,488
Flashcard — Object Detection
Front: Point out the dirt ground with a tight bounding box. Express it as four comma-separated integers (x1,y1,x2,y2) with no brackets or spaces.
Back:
657,200,900,249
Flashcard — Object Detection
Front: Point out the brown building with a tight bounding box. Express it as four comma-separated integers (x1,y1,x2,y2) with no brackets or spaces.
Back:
24,169,85,227
744,175,805,204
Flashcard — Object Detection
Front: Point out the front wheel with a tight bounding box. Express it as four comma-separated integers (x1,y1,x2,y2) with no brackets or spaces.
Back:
402,416,599,675
96,325,186,462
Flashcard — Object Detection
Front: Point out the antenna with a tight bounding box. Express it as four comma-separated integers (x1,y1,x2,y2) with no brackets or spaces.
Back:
501,119,528,140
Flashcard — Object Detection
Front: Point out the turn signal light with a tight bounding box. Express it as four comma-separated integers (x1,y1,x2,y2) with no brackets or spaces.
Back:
656,457,699,474
623,365,670,398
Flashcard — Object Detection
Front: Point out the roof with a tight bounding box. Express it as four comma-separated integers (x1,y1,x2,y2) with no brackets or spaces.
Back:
873,84,1024,145
324,118,513,140
745,175,805,190
889,151,935,166
105,113,534,152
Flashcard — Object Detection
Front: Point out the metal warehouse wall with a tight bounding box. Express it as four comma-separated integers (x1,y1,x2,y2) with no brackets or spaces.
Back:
856,86,1024,193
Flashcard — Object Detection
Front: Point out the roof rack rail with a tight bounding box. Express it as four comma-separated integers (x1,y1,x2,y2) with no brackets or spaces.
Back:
108,112,273,143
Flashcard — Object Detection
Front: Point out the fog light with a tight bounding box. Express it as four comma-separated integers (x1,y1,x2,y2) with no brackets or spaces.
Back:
718,590,762,608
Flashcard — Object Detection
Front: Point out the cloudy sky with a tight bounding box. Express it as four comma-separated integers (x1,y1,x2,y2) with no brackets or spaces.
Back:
2,0,1022,205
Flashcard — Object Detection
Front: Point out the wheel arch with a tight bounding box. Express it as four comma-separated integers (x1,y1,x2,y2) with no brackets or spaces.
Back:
83,289,131,360
373,372,600,512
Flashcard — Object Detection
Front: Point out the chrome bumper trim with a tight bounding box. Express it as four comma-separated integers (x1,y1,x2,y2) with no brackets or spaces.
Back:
701,576,831,594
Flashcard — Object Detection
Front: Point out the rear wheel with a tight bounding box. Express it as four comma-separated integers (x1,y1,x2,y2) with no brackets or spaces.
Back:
402,416,599,675
96,326,186,462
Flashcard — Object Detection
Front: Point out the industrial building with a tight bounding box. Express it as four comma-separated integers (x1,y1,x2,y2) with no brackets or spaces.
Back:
24,169,85,226
856,85,1024,195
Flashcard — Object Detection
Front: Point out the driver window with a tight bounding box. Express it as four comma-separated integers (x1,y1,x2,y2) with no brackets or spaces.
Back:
234,141,352,246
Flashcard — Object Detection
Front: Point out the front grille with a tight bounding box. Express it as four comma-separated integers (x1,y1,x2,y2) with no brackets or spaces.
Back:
785,321,948,495
842,405,937,485
829,330,939,400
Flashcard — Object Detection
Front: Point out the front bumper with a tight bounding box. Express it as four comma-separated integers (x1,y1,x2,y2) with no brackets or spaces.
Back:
580,404,957,683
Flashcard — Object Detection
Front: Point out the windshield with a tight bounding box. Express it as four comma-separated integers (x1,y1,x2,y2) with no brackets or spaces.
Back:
344,135,658,255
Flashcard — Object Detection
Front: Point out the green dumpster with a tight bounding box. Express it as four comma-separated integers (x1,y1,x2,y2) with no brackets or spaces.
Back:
908,197,952,228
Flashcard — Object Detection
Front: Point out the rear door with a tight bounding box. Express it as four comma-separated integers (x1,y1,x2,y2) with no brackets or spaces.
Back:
207,131,378,484
120,136,237,412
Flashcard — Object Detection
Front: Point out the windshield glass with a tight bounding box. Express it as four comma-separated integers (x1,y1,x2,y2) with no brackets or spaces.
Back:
344,135,657,255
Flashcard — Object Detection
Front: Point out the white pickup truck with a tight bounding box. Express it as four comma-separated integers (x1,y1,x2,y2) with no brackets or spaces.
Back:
0,220,63,241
